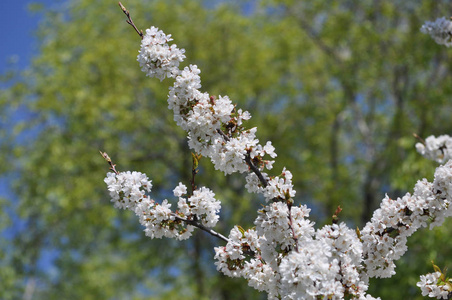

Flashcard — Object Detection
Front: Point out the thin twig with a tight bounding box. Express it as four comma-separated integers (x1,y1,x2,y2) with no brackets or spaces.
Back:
173,214,230,243
118,2,143,39
216,128,230,142
413,133,426,145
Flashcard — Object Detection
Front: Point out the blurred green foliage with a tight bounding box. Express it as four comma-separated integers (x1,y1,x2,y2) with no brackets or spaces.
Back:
1,0,452,299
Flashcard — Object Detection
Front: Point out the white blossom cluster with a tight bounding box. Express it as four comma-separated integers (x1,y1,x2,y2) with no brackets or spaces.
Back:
416,135,452,164
254,202,314,253
104,171,152,210
104,172,221,240
137,26,186,81
417,272,452,299
421,17,452,47
414,134,452,298
215,204,379,299
176,185,221,227
280,223,376,300
167,63,277,179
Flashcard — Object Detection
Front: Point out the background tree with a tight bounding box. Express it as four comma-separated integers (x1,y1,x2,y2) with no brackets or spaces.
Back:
1,0,452,299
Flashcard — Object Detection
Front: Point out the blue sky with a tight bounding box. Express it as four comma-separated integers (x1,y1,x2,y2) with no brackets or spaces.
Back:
0,0,59,73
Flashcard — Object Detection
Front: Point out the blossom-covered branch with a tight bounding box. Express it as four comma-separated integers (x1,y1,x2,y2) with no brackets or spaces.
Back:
101,153,227,242
102,5,452,299
361,162,452,279
414,132,452,299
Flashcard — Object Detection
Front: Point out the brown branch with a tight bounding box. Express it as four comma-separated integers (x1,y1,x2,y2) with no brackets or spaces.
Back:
216,128,230,141
178,215,255,257
118,2,143,39
245,153,268,188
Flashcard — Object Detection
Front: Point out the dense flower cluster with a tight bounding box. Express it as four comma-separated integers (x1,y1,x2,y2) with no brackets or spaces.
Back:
137,26,186,81
103,21,452,299
244,168,295,202
361,181,435,278
421,17,452,47
177,185,221,227
105,171,152,210
280,223,374,299
417,272,452,299
416,135,452,164
214,205,378,299
166,63,276,179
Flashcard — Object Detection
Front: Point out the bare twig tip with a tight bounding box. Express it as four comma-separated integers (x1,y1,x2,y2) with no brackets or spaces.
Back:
413,133,426,145
99,150,111,162
118,1,143,39
118,2,126,12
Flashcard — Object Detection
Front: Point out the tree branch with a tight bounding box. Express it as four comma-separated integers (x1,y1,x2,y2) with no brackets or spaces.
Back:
118,2,143,39
173,214,230,243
